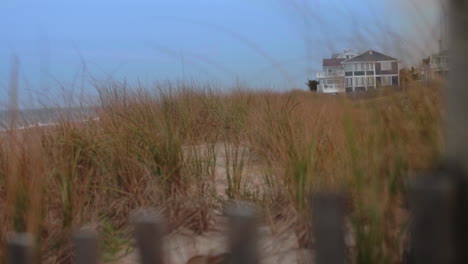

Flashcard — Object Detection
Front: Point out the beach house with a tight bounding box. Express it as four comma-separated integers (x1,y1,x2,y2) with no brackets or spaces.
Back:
316,49,400,93
342,50,400,92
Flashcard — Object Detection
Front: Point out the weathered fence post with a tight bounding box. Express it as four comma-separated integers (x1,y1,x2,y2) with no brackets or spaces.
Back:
226,203,259,264
73,229,99,264
446,0,468,262
408,173,456,264
6,233,34,264
312,192,346,264
447,0,468,174
131,208,164,264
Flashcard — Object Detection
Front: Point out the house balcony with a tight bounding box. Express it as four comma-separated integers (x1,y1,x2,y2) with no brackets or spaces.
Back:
317,70,345,79
317,84,345,93
430,62,449,72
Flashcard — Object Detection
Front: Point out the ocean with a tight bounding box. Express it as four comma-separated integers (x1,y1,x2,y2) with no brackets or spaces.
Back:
0,107,97,130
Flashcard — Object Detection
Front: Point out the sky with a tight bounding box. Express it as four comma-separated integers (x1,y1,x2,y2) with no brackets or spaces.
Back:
0,0,442,108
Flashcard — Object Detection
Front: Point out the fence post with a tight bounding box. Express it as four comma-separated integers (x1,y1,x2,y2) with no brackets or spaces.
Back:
226,203,259,264
131,208,164,264
312,192,346,264
447,1,468,263
6,233,34,264
408,173,456,264
73,229,99,264
447,0,468,174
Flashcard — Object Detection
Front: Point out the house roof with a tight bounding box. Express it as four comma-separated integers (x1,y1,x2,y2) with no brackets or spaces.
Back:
341,50,398,63
323,58,345,67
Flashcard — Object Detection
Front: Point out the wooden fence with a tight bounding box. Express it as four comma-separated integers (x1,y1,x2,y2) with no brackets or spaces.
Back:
5,193,348,264
3,182,467,264
3,181,464,264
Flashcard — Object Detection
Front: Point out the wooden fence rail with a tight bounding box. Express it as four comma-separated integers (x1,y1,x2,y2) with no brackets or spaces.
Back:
6,233,34,264
3,182,467,264
73,230,99,264
312,192,346,264
4,194,347,264
408,172,457,264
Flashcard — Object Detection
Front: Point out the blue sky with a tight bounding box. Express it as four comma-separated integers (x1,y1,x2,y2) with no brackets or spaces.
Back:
0,0,440,107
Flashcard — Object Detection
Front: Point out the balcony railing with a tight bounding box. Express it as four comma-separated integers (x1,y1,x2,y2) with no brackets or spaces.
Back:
430,62,449,71
317,70,345,79
317,84,345,93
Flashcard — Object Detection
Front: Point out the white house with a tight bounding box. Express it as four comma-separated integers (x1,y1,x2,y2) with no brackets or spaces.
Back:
420,49,449,83
316,49,358,93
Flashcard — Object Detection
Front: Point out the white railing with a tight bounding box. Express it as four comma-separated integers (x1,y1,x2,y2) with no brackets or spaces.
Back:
431,62,449,71
317,84,345,93
317,70,345,79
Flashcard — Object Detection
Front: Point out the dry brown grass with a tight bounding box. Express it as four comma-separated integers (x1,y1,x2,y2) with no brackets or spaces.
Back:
0,80,443,263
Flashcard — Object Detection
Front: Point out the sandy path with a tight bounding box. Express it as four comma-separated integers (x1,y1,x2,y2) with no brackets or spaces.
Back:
116,143,314,264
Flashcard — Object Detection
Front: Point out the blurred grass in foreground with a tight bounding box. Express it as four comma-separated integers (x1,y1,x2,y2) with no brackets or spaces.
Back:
0,80,443,263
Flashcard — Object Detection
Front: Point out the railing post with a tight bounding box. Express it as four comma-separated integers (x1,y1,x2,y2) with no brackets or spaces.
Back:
312,192,346,264
408,173,456,264
73,229,99,264
131,208,164,264
6,233,35,264
226,203,259,264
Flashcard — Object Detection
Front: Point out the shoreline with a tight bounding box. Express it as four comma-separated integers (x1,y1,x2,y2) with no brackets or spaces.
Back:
0,116,99,133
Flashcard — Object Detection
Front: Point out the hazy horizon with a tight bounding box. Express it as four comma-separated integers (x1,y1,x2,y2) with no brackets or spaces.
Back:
1,0,443,107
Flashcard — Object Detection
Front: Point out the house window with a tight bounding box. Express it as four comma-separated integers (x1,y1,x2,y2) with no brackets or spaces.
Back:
345,64,353,72
367,63,374,70
356,63,363,71
327,79,334,85
381,61,392,71
366,77,375,86
356,77,364,86
346,78,352,87
382,76,392,85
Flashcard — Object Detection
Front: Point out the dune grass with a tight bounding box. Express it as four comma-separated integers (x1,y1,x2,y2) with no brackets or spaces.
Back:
0,80,442,263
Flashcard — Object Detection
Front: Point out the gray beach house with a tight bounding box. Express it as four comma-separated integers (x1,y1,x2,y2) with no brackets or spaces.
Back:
316,49,400,93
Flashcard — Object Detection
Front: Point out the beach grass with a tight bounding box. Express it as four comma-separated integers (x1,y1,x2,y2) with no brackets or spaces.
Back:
0,80,443,263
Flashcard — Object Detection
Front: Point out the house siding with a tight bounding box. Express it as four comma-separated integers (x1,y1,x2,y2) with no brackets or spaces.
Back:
324,66,343,72
375,61,398,75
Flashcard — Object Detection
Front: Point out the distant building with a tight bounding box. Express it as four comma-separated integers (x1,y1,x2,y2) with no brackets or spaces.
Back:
316,49,358,93
420,49,449,83
316,49,400,93
333,49,359,60
420,6,449,84
316,58,346,93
